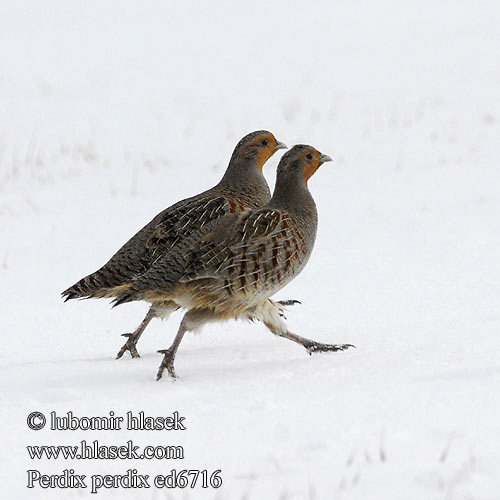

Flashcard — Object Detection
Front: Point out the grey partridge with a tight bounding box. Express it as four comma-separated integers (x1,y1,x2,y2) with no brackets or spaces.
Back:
61,131,287,358
113,145,354,379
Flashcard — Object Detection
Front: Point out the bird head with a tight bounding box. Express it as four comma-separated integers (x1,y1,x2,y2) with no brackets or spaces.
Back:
232,130,287,171
276,144,332,186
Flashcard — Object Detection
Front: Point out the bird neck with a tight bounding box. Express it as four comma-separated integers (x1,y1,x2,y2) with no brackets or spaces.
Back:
218,158,269,194
268,175,317,220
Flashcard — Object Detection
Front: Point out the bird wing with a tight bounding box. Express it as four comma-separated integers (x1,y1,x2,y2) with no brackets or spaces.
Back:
178,208,296,285
144,195,232,265
114,208,303,305
62,192,234,299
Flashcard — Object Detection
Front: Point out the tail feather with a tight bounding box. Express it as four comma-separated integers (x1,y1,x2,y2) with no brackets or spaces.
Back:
61,272,132,302
61,289,80,302
111,289,139,308
61,279,93,301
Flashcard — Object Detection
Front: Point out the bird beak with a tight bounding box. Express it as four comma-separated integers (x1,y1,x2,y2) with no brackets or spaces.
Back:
274,141,288,152
320,153,333,164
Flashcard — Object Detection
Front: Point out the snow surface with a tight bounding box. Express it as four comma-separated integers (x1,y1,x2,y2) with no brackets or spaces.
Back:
1,1,500,498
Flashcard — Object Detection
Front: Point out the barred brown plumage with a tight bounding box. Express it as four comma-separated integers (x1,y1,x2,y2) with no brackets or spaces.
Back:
112,144,354,379
61,131,287,358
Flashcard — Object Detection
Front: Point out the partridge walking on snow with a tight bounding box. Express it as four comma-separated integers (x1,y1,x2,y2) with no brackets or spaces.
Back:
61,131,288,358
112,145,354,379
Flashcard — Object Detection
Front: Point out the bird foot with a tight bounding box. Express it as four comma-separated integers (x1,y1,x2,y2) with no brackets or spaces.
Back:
277,299,301,319
156,349,178,380
277,299,302,307
305,341,355,355
116,333,141,359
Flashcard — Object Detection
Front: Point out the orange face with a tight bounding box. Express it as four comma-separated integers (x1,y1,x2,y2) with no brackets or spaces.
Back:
300,148,324,183
249,133,281,171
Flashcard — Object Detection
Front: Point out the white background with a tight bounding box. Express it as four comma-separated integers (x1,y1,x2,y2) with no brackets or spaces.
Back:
1,1,499,498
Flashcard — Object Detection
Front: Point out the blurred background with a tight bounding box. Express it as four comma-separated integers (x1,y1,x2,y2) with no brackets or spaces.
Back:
1,1,499,499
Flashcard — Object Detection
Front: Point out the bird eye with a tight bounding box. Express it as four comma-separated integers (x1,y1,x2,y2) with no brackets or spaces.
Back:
306,153,313,160
261,139,269,147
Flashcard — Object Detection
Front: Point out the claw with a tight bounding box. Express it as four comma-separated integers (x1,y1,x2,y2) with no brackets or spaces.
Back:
156,349,177,380
277,299,302,307
116,334,141,359
277,299,302,319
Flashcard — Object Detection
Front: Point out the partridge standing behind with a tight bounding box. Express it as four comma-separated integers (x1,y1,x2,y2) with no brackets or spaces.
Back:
61,131,288,358
113,145,354,379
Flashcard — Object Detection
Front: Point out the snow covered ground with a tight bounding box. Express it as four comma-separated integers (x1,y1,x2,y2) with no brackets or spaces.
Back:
1,1,500,498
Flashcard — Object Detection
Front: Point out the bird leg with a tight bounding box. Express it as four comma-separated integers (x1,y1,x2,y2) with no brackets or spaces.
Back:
263,317,354,355
156,309,213,380
116,307,156,359
157,325,186,380
278,330,355,355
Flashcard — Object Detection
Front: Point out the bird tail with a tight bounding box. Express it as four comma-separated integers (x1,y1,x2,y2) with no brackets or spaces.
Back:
61,271,131,302
61,276,95,301
111,289,140,308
